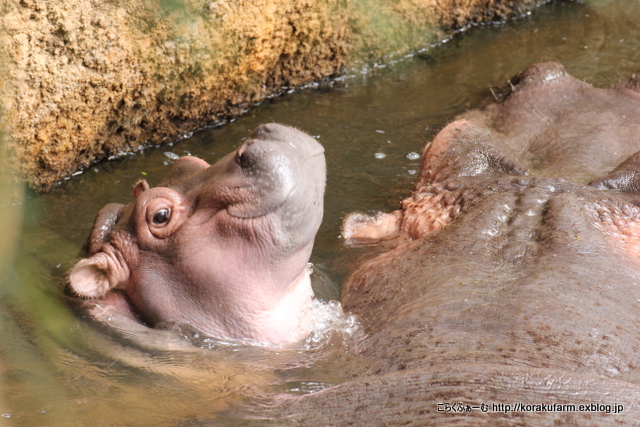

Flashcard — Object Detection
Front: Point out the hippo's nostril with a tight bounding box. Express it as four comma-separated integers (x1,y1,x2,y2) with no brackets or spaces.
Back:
237,139,254,157
236,148,255,170
236,140,256,166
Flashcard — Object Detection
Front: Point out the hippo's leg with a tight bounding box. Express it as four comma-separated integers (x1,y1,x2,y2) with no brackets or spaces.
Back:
342,210,403,244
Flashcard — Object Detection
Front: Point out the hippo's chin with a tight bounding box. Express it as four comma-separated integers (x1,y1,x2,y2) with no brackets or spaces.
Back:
88,290,142,324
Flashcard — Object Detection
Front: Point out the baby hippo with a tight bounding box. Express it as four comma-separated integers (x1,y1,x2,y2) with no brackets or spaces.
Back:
69,124,326,346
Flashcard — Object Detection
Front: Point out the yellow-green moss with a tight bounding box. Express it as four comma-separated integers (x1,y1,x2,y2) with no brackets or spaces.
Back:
0,0,548,191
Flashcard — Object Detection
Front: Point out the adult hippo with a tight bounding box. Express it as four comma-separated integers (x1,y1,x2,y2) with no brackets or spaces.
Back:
251,62,640,425
68,123,326,346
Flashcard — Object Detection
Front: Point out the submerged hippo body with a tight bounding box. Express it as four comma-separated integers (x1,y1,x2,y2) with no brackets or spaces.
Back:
68,123,326,346
266,63,640,424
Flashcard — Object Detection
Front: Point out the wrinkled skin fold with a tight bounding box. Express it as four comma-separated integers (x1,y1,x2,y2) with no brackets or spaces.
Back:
262,62,640,425
68,123,326,346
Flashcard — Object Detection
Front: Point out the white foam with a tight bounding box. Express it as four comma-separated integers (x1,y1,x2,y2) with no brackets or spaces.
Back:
303,299,360,349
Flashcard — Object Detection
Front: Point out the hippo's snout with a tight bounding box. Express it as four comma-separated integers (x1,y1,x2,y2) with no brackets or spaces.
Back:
224,123,325,220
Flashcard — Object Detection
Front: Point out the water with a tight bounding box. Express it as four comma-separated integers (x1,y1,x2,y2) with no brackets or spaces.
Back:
4,0,640,424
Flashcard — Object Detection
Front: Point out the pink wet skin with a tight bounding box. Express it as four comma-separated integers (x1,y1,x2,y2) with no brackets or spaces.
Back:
68,123,326,346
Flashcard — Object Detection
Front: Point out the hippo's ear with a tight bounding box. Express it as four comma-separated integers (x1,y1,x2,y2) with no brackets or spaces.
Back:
68,246,130,298
133,180,150,199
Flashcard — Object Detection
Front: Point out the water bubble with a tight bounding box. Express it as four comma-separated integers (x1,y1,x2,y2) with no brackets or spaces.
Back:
164,152,180,160
408,169,417,175
374,152,386,159
2,414,11,418
407,152,420,160
375,130,385,134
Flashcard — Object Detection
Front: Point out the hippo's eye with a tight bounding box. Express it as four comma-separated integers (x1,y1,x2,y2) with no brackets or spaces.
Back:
152,208,171,225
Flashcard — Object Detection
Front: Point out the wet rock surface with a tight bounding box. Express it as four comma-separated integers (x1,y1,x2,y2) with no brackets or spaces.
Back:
0,0,547,191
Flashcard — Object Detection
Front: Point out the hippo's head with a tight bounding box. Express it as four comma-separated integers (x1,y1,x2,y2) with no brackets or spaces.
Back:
69,123,326,346
343,62,640,244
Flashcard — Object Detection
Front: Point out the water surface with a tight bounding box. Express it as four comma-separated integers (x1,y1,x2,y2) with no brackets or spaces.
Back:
4,0,640,425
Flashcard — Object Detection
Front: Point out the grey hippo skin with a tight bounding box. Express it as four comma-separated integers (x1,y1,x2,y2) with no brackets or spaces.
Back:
68,123,326,346
267,62,640,425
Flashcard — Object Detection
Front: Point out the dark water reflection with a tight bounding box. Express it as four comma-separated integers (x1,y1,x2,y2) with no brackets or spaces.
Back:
4,0,640,425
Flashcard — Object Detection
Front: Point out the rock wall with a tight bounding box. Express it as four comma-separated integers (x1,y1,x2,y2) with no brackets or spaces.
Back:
0,0,548,191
